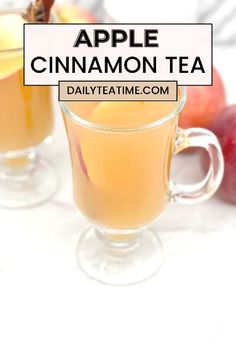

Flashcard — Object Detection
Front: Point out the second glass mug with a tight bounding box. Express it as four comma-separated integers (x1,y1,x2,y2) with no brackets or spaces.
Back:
0,9,57,208
60,87,224,285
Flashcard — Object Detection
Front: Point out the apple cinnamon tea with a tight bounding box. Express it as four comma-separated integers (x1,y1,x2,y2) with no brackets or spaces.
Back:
0,1,55,152
62,100,179,228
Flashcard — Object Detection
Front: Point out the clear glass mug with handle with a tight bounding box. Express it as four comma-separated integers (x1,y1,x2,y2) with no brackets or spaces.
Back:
60,87,224,285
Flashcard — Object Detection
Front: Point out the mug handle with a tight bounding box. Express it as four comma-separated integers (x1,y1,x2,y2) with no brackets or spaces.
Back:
170,127,224,204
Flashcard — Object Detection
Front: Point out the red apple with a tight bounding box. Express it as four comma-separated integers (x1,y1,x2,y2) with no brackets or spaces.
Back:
179,67,227,129
206,104,236,204
55,4,96,23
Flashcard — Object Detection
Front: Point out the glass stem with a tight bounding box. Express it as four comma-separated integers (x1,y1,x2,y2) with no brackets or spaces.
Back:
0,148,38,183
95,227,144,250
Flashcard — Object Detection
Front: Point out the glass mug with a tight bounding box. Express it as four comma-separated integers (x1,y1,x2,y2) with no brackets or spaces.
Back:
60,87,224,285
0,9,57,208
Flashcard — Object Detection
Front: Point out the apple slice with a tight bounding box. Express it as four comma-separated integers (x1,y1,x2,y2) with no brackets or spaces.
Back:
89,101,178,128
76,141,89,179
0,14,25,80
0,14,25,51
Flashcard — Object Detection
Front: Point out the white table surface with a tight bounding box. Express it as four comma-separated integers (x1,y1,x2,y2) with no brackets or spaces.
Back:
0,38,236,353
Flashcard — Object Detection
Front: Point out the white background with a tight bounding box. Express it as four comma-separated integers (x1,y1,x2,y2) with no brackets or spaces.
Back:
1,1,236,352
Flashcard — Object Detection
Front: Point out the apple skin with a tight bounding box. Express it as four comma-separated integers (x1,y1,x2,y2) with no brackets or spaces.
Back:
179,67,227,129
204,105,236,204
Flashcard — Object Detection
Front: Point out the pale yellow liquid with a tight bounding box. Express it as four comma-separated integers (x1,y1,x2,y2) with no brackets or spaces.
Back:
0,14,53,153
63,100,179,229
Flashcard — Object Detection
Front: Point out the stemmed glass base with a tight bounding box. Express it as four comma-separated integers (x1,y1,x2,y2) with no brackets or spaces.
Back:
77,227,163,286
0,148,58,208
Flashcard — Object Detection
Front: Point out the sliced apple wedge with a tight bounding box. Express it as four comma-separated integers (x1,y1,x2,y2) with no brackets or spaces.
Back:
76,141,89,179
0,14,25,80
89,101,178,128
